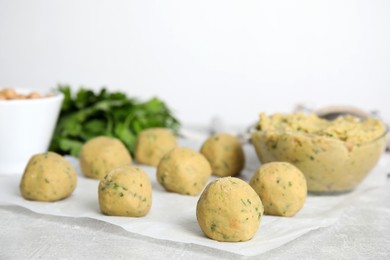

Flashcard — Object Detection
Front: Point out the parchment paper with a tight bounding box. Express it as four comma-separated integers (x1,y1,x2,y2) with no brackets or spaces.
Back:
0,142,388,257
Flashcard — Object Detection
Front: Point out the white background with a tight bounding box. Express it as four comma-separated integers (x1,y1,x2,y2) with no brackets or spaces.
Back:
1,0,389,126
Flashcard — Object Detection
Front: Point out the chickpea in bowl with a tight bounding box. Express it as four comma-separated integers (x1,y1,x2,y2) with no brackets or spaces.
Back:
0,88,52,100
0,88,64,174
251,113,388,194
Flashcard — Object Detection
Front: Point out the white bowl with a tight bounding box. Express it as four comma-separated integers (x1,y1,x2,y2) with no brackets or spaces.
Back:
0,88,64,174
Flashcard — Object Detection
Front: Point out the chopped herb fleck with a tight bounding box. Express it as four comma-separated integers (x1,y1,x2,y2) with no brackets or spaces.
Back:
148,134,157,142
211,223,216,232
160,175,166,184
222,161,229,169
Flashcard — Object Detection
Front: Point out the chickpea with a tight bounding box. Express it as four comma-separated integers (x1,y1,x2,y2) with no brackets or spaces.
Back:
27,91,41,99
2,88,17,99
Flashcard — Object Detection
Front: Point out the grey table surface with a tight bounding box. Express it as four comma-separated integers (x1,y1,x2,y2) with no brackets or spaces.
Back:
1,148,390,259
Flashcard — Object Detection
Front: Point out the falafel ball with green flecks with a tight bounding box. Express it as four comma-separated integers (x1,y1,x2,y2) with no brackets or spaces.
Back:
200,133,245,177
134,128,177,167
249,162,307,217
156,147,211,195
79,136,132,180
20,152,77,202
98,165,152,217
196,177,264,242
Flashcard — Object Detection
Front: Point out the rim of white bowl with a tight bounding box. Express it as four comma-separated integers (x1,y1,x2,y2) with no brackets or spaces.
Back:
0,87,64,105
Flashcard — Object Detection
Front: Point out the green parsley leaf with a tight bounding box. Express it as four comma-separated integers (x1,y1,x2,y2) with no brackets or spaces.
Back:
49,85,180,156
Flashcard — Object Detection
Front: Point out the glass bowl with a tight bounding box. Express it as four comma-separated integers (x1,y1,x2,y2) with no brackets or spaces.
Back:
251,125,388,194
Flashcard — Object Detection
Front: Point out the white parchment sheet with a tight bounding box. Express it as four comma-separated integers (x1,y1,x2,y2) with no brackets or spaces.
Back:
1,146,388,256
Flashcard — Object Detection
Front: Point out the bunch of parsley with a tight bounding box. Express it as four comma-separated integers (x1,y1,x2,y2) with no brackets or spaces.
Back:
49,85,180,156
